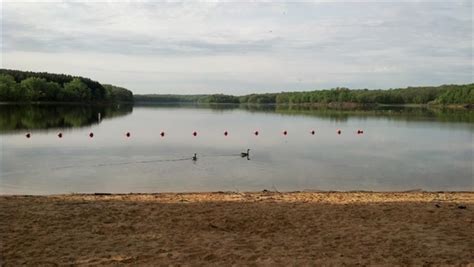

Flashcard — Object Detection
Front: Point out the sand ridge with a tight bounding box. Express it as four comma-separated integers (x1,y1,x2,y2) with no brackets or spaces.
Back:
15,191,474,203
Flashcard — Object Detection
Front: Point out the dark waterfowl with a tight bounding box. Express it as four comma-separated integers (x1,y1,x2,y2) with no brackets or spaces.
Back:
241,149,250,158
192,153,197,161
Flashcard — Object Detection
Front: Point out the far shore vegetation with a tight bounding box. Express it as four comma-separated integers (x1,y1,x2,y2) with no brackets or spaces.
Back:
135,84,473,107
0,69,472,107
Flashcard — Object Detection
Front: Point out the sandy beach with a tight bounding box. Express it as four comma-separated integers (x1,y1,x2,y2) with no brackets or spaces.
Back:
1,191,473,265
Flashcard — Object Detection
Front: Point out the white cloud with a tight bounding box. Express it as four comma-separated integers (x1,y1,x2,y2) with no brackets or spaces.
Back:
2,1,472,94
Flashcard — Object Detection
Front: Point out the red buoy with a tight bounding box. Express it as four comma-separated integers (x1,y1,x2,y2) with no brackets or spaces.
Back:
58,132,63,138
160,131,165,137
283,130,287,136
224,131,228,136
126,132,131,138
254,130,259,136
337,129,341,135
25,133,31,138
193,131,197,136
311,130,315,135
89,132,94,138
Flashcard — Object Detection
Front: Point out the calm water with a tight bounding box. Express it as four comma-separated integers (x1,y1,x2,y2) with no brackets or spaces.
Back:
0,103,472,194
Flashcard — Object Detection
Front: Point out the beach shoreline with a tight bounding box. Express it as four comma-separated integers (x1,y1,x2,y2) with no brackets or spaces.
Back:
1,192,473,265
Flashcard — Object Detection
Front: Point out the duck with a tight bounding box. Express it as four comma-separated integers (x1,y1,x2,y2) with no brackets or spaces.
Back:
241,149,250,158
192,153,197,161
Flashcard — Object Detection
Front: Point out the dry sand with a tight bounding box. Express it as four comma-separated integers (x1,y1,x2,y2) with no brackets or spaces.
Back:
1,191,473,266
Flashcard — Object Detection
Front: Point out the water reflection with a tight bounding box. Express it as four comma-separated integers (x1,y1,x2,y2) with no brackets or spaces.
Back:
272,105,474,123
1,103,472,133
0,104,133,133
136,103,474,123
1,103,472,194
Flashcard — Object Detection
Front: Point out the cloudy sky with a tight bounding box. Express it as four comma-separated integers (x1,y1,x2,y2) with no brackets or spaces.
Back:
1,1,472,95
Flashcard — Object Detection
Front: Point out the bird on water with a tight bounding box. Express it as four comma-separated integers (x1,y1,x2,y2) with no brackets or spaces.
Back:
241,149,250,158
192,153,197,161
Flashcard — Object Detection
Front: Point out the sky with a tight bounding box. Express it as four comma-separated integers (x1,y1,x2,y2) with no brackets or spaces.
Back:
1,0,472,95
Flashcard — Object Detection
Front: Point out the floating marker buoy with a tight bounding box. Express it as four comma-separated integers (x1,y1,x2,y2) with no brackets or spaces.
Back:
58,132,63,138
160,131,165,137
224,131,228,136
193,131,197,136
283,130,287,136
337,129,341,135
126,132,130,138
311,130,315,135
89,132,94,138
25,133,31,138
254,130,259,136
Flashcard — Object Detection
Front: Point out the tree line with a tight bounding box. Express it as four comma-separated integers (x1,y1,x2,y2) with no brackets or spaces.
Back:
272,85,473,105
2,69,471,106
134,84,473,106
0,69,133,102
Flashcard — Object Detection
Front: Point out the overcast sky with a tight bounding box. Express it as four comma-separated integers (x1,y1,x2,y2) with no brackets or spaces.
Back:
1,1,472,95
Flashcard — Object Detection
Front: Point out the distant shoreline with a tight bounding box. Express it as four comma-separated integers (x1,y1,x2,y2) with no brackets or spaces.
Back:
2,190,474,197
2,69,472,106
2,101,471,109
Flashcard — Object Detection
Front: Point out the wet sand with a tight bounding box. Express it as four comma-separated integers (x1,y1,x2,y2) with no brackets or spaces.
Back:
1,192,473,265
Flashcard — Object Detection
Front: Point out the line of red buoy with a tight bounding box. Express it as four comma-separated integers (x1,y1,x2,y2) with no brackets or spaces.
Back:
25,130,365,138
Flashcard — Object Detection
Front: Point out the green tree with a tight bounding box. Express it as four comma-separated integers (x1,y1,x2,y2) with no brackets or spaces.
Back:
103,84,134,102
63,78,92,101
20,77,49,101
0,74,19,101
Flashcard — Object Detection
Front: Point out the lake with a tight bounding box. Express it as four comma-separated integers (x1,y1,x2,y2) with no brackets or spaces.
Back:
0,103,472,194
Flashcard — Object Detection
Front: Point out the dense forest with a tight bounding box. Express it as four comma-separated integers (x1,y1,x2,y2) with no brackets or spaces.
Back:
135,84,473,106
0,69,133,102
271,85,473,105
